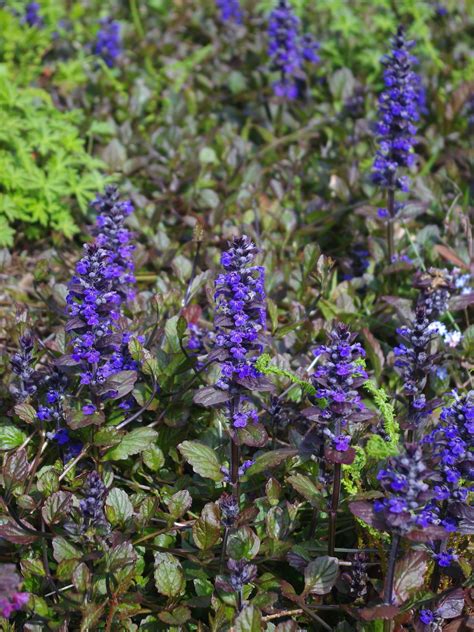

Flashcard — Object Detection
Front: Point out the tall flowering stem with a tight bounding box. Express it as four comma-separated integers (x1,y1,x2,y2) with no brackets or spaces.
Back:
267,0,319,100
372,26,420,261
309,323,370,555
213,236,266,496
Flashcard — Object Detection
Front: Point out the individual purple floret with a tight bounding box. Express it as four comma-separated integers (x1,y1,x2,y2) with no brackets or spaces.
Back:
215,0,243,24
0,565,29,619
80,471,109,530
309,322,370,455
10,332,37,402
94,18,121,68
65,187,138,400
267,0,319,99
212,236,266,429
372,26,420,199
433,549,457,567
23,2,43,28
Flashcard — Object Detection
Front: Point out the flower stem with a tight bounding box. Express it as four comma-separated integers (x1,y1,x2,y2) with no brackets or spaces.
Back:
328,463,342,556
383,533,400,632
387,188,395,263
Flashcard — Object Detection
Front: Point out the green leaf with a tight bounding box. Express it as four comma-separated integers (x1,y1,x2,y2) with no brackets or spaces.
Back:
103,428,158,461
192,502,221,550
105,540,137,573
199,147,218,164
105,488,134,525
304,556,339,595
234,606,262,632
142,444,165,471
72,563,91,593
236,422,268,448
287,474,321,507
13,403,36,425
246,449,297,476
227,527,260,560
265,506,290,541
178,440,224,481
52,537,82,563
153,552,185,597
0,423,27,450
165,490,192,520
158,606,191,625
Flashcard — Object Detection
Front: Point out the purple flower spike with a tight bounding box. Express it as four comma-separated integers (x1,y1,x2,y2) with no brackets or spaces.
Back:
216,0,243,24
267,0,319,100
94,18,122,68
372,26,421,199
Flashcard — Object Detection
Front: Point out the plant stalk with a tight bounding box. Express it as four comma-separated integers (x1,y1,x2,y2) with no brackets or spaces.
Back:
383,533,400,632
328,463,342,556
387,188,395,263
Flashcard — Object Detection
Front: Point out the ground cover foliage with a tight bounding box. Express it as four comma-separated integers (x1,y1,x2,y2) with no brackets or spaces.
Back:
0,0,473,630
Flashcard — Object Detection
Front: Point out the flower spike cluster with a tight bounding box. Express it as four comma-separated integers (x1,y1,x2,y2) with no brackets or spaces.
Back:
94,18,122,68
423,392,473,530
372,26,420,198
23,2,43,28
309,323,370,455
65,186,138,400
267,0,319,99
10,332,37,402
80,471,109,531
212,236,266,428
374,445,439,533
394,303,439,430
216,0,243,24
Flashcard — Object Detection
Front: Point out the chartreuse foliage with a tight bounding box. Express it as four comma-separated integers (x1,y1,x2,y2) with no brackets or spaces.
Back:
0,69,105,245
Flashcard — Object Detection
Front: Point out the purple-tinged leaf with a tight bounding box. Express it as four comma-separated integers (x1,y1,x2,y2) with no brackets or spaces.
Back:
392,550,429,605
303,556,339,595
236,422,268,448
193,386,231,407
3,448,29,490
41,491,73,525
325,446,356,465
349,501,387,531
436,588,465,619
358,605,400,621
0,519,38,544
97,370,137,399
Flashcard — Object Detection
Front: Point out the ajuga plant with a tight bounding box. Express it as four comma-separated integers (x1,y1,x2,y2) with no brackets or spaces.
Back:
304,323,373,554
193,236,269,606
267,0,320,99
372,26,421,261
